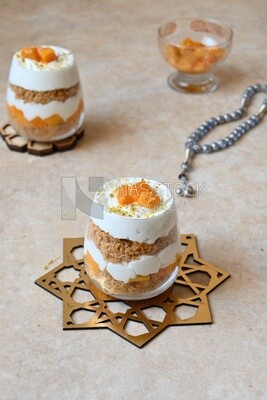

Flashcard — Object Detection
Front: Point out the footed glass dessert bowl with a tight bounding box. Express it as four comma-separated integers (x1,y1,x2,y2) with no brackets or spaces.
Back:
158,18,233,93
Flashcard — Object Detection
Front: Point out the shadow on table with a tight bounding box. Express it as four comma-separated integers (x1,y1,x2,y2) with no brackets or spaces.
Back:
77,112,136,150
215,64,247,90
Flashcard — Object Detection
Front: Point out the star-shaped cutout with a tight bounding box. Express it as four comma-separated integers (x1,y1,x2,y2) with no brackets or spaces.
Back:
35,234,230,348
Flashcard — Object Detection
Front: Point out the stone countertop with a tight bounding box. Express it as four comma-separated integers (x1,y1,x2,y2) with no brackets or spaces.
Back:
0,1,266,399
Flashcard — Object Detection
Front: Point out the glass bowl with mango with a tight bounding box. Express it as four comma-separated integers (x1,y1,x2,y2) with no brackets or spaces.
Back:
158,18,233,93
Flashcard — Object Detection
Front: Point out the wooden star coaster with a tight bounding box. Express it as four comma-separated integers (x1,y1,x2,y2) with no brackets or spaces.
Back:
0,121,84,156
35,234,230,347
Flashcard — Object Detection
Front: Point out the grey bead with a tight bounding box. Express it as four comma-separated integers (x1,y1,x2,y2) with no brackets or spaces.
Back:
192,144,202,154
234,129,242,138
224,113,233,122
185,143,194,149
198,131,206,138
181,161,190,173
241,96,251,108
211,142,220,151
218,139,228,149
215,115,225,124
252,114,259,124
225,137,234,146
236,108,245,117
191,131,200,140
208,118,218,127
176,186,184,197
186,185,195,196
253,84,262,92
203,144,212,153
205,121,214,129
186,137,195,145
228,132,236,140
230,112,239,120
247,118,256,127
246,86,255,95
240,122,249,131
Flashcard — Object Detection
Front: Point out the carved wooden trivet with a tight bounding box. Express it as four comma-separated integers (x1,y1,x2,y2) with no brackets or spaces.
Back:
35,234,230,348
0,121,84,156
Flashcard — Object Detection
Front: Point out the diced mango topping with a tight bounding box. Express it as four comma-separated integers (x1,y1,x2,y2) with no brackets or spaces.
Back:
117,184,135,205
21,46,57,63
136,190,161,209
21,47,40,61
37,47,57,63
165,37,225,74
117,181,161,209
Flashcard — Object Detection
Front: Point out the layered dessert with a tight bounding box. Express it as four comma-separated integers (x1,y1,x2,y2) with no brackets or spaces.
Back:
84,178,180,300
7,46,84,142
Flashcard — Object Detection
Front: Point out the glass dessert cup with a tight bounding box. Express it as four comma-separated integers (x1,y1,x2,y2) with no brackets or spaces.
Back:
158,18,233,94
84,177,181,301
7,45,84,142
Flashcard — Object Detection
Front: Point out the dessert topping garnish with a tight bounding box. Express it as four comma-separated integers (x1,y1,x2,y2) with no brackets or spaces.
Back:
21,46,57,63
117,181,161,209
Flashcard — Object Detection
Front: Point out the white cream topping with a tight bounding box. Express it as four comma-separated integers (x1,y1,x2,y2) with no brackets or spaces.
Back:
15,46,75,70
7,86,82,121
8,46,79,91
91,177,178,244
95,177,172,218
84,239,180,283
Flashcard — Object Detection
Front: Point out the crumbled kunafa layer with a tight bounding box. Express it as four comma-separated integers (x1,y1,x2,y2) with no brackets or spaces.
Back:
9,82,80,104
88,222,177,264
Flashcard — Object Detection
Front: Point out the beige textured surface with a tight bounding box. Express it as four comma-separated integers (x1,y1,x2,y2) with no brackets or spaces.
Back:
0,1,266,399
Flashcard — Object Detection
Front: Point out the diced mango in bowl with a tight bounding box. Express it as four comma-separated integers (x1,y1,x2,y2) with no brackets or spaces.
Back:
165,37,225,74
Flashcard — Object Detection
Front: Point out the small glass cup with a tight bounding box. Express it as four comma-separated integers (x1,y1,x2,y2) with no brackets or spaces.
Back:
84,177,181,300
158,18,233,93
7,45,84,142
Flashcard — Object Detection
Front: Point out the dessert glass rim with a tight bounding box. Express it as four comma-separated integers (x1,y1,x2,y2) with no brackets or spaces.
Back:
158,17,233,49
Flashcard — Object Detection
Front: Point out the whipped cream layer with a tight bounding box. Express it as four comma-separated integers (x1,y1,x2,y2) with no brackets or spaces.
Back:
8,46,79,91
7,86,82,121
91,177,177,244
85,239,179,283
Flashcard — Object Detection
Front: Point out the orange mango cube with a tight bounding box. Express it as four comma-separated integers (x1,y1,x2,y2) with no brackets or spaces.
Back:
117,181,161,209
37,47,57,63
165,37,225,74
21,47,40,61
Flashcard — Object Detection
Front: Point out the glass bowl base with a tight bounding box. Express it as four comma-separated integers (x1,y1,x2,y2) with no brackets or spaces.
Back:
167,71,219,94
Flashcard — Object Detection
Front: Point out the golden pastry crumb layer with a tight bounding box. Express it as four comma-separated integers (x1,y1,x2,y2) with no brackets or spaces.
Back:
9,83,80,104
88,222,177,264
